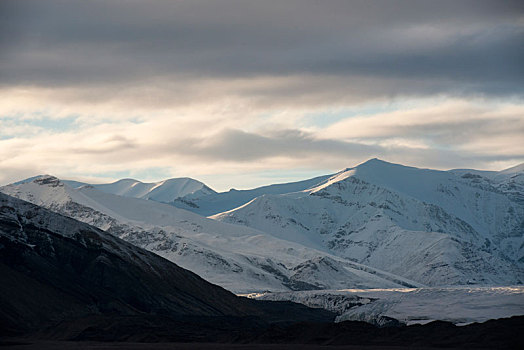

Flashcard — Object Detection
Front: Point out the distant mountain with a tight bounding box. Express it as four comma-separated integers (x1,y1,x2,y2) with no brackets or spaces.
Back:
171,174,331,216
63,177,216,203
213,159,524,286
450,163,524,205
0,176,416,293
62,174,333,217
0,192,334,339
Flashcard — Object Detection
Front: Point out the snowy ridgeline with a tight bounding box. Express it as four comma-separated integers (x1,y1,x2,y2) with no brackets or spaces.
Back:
254,286,524,326
61,177,216,203
0,175,419,293
2,158,523,292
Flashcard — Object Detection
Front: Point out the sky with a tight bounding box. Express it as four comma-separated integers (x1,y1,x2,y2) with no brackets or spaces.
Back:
1,0,523,191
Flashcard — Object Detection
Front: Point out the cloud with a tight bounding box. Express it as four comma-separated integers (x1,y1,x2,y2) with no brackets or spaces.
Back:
163,128,382,162
320,100,524,157
1,0,523,104
0,1,523,189
1,98,522,189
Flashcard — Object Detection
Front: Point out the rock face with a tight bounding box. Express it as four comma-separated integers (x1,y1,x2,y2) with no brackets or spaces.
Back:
0,192,334,338
213,159,524,286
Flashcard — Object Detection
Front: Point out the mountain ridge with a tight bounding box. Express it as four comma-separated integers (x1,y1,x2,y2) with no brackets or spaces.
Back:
0,175,418,293
3,159,523,289
212,159,524,286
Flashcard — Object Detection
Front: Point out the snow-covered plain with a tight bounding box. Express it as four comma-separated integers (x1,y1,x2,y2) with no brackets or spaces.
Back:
255,286,524,326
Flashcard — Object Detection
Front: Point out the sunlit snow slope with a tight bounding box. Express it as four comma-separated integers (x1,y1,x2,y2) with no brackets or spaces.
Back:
171,174,331,216
213,159,524,286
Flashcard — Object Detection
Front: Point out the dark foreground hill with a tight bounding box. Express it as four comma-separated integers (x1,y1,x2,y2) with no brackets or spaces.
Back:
0,192,333,340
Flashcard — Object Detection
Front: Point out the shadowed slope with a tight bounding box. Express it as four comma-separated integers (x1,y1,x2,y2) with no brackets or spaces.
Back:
0,193,333,339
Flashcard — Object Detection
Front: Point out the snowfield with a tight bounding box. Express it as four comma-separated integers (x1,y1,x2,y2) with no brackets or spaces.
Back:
255,286,524,326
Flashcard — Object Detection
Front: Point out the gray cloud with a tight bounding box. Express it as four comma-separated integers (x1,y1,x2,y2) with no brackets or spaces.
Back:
1,0,523,100
1,1,523,188
71,135,138,155
167,128,383,162
157,127,522,170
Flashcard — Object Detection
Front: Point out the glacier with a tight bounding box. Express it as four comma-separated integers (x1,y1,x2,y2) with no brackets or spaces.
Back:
255,286,524,326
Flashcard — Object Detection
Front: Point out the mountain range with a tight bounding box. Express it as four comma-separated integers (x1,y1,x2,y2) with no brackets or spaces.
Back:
1,191,522,348
1,174,416,293
1,159,522,291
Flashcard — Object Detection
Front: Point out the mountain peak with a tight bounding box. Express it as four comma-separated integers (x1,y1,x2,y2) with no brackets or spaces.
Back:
32,175,63,187
63,176,217,203
110,178,141,184
355,158,402,169
12,174,58,186
362,157,384,164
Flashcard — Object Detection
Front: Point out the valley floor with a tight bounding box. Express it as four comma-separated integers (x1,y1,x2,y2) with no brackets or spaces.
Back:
3,315,523,350
254,285,524,326
0,340,485,350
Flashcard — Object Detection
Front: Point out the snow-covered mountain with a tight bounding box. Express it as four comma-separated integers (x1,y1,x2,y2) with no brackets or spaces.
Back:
0,175,417,293
450,163,524,205
213,159,524,286
62,177,216,203
3,159,522,290
171,174,331,216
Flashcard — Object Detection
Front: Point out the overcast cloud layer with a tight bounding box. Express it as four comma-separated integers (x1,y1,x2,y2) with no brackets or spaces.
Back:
1,0,523,190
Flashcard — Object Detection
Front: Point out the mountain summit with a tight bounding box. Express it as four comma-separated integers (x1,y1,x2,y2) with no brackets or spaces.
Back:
213,160,524,286
64,177,216,203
